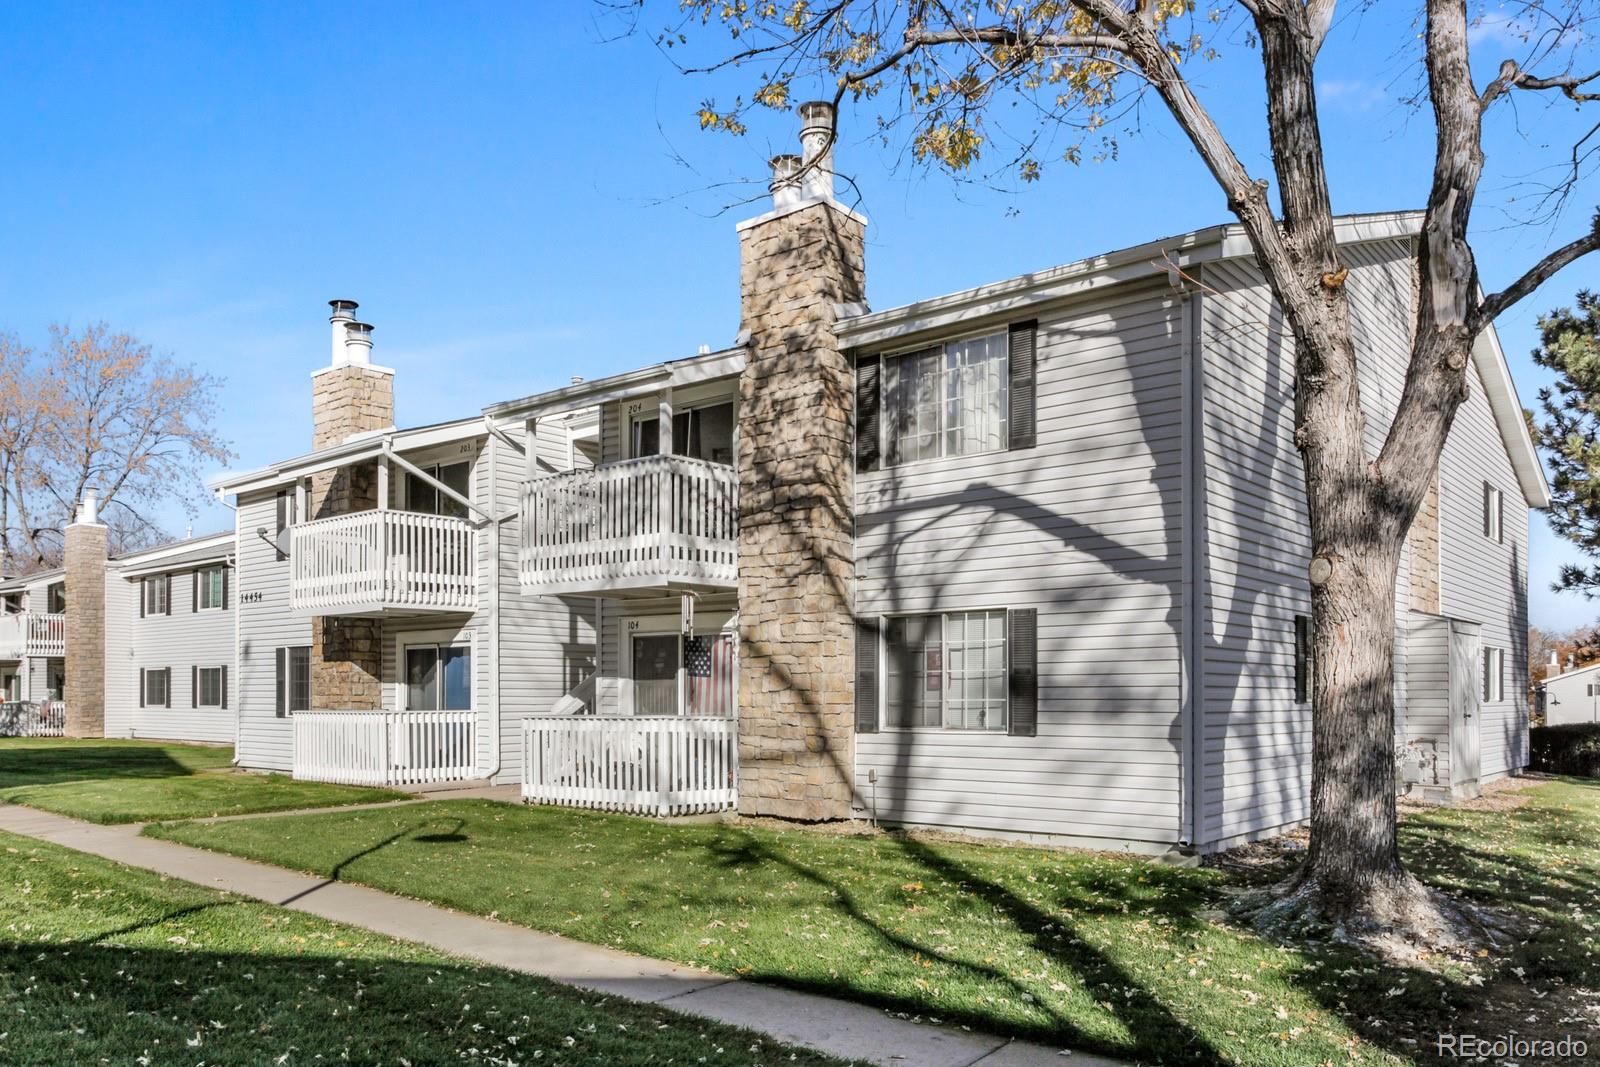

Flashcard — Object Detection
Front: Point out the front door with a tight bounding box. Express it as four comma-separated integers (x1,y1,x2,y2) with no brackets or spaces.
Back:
630,634,679,715
1448,621,1481,793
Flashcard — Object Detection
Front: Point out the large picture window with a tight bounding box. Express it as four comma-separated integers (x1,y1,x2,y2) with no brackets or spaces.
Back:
884,332,1008,465
405,643,472,711
884,609,1008,731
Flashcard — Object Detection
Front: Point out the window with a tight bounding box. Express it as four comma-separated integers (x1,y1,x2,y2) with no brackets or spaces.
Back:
630,415,661,459
884,332,1008,465
196,566,226,611
142,575,169,617
141,668,170,709
1482,647,1504,702
1483,482,1503,544
672,402,736,465
404,643,471,711
195,666,226,708
1294,615,1313,704
405,461,471,519
46,582,65,614
1,593,21,614
275,646,310,717
884,609,1008,731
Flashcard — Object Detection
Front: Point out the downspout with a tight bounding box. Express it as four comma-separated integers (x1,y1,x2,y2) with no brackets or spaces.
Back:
216,487,243,765
1175,266,1205,852
485,431,502,781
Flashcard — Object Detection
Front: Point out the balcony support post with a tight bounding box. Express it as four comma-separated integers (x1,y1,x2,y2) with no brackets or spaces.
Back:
377,456,389,511
656,394,673,546
523,418,539,482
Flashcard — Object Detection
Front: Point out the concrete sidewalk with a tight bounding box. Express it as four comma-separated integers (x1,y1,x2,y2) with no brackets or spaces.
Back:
0,803,1124,1067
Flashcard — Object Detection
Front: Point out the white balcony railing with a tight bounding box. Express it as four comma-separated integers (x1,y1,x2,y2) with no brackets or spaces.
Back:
521,715,738,816
520,454,737,595
289,510,477,616
0,612,64,660
293,710,478,787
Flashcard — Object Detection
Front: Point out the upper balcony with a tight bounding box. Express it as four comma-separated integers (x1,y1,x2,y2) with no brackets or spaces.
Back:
520,454,736,598
289,509,478,616
0,612,65,659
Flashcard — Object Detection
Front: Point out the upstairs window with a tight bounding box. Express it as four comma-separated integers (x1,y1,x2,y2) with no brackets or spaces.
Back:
1483,482,1503,544
142,575,169,617
196,565,226,611
672,402,735,465
884,332,1008,465
406,461,471,519
47,582,65,614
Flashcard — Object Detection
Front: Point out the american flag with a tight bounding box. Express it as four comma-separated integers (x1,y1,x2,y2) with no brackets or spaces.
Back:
684,632,735,717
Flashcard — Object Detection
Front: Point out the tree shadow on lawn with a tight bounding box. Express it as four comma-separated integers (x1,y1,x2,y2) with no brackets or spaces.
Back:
699,829,1228,1064
0,935,842,1066
0,738,201,790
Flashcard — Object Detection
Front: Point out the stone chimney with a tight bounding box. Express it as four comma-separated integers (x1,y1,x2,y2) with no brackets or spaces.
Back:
735,101,866,821
308,300,393,712
64,487,107,737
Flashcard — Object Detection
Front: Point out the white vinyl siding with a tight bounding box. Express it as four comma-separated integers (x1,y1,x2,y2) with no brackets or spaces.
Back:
236,489,310,769
855,278,1185,847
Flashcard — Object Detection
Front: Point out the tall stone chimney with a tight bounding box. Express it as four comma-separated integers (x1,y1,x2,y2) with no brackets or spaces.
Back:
64,487,107,737
735,101,866,820
309,300,393,711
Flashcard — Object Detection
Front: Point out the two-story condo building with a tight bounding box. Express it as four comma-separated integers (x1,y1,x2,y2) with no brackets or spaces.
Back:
210,102,1540,853
0,496,235,744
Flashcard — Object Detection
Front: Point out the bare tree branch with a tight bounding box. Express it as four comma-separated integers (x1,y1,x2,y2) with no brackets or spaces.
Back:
1476,214,1600,325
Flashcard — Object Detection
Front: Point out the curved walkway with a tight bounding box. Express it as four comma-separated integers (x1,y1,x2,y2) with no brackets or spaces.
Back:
0,803,1126,1067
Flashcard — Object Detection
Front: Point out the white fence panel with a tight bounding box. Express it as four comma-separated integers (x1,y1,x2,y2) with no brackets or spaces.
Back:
521,716,737,816
293,710,477,787
0,700,65,738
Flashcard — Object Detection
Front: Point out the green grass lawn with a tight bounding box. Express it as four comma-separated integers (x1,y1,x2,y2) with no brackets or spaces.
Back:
150,781,1600,1065
0,738,405,823
0,829,847,1066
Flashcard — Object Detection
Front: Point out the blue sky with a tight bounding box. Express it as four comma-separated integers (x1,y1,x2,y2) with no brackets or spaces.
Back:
0,2,1594,629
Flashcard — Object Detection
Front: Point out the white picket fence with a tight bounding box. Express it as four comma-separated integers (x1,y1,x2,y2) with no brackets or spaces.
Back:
521,716,738,816
520,454,737,594
289,509,478,615
0,700,65,738
293,710,478,786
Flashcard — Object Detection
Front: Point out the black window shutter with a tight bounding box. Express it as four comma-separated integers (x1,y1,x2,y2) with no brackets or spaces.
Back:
163,669,172,708
1495,487,1503,543
1007,608,1038,737
221,665,228,710
855,615,880,734
856,354,881,473
164,574,172,616
138,669,145,708
1008,321,1038,450
139,580,146,619
1482,482,1494,539
191,665,198,708
275,647,286,717
1294,615,1312,704
222,566,230,610
192,572,198,613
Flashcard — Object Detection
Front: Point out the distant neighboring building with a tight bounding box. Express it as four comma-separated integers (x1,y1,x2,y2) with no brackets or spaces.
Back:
1539,661,1600,726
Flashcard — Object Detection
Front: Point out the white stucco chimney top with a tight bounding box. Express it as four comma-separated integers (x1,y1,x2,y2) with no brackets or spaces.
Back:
769,154,803,210
328,299,359,366
74,486,101,526
797,100,836,200
343,321,374,365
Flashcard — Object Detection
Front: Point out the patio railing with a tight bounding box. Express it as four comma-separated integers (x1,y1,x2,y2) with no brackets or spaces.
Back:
521,715,737,816
0,612,65,659
0,700,65,738
293,710,478,786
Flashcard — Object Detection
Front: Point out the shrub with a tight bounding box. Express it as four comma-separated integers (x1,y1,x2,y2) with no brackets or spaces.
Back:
1529,723,1600,778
